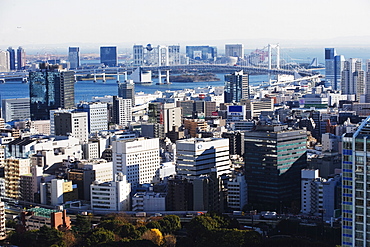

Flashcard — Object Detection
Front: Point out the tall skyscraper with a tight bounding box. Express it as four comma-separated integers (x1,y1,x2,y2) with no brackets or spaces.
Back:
29,63,75,120
118,80,135,107
100,46,117,67
244,125,307,211
342,116,370,247
225,44,244,59
68,47,80,70
0,50,10,72
17,46,26,70
366,60,370,103
224,70,249,103
133,45,144,67
7,47,16,71
168,45,180,65
341,58,365,101
325,48,345,91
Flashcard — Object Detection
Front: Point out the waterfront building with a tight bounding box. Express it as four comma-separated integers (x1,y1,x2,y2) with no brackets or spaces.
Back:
29,63,75,120
100,46,117,67
341,58,365,101
1,98,30,122
77,102,108,133
325,48,345,91
176,138,230,179
168,45,180,65
112,96,132,127
224,70,249,103
342,116,370,246
90,172,131,211
17,46,26,70
133,44,144,67
68,47,80,69
53,111,88,144
244,125,307,211
185,45,217,62
7,47,16,71
112,137,160,186
0,50,9,72
118,80,135,106
225,44,244,59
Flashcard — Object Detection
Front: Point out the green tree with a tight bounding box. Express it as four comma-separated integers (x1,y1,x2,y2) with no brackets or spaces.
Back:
163,215,181,232
86,228,115,246
74,214,91,234
186,216,220,243
146,221,162,231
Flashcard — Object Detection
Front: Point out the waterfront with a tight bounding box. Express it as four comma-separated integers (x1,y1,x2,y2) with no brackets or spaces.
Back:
0,73,269,104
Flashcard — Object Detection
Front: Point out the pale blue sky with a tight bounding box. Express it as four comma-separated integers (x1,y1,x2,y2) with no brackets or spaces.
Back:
1,0,370,49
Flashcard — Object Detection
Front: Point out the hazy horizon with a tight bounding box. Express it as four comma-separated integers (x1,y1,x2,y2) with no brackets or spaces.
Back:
2,0,370,53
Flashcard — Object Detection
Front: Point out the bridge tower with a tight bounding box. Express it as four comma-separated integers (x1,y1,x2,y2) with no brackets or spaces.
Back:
268,44,280,70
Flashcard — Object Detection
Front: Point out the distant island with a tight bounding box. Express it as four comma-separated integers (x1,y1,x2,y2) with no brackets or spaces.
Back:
170,73,220,82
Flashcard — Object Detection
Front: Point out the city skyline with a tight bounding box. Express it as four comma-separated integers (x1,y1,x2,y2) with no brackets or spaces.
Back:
1,0,370,50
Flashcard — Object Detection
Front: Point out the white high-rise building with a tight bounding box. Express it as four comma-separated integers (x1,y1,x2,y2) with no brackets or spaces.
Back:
113,96,132,127
1,98,30,122
176,138,231,179
227,174,248,210
77,102,108,133
0,50,10,72
341,58,365,101
90,172,131,211
113,138,160,186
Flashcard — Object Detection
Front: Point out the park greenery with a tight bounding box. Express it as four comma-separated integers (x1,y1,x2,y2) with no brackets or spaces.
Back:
4,212,340,247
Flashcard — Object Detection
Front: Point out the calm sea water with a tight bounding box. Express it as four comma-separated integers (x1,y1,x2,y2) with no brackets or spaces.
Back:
0,74,269,104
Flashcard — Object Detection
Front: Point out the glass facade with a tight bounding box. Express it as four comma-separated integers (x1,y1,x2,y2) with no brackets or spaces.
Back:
100,46,117,67
29,65,75,120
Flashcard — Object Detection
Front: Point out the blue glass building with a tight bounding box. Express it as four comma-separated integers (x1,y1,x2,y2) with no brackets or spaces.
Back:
100,46,117,67
29,63,75,120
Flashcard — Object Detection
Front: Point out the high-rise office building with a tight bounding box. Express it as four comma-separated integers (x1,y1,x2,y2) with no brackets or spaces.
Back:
244,125,307,211
1,98,30,122
17,46,26,70
168,45,180,65
112,96,132,127
100,46,117,67
224,70,249,103
325,48,345,91
342,116,370,247
0,50,10,72
118,80,135,107
7,47,16,71
112,138,160,186
365,60,370,103
133,45,144,67
29,63,75,120
225,44,244,59
176,138,231,179
68,47,80,70
341,58,365,101
77,102,108,133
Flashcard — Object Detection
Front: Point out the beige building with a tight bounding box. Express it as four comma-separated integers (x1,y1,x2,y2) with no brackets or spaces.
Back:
4,158,31,199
